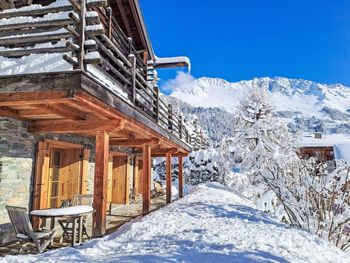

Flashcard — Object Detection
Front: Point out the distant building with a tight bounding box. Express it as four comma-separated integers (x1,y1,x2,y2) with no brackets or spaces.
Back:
299,133,350,171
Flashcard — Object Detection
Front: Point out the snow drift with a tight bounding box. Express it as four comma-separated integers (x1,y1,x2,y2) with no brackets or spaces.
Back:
1,183,346,263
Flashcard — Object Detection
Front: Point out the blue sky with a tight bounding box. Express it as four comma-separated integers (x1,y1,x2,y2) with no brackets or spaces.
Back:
140,0,350,88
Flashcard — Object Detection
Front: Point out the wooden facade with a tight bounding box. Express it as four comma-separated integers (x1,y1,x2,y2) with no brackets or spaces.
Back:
0,0,201,238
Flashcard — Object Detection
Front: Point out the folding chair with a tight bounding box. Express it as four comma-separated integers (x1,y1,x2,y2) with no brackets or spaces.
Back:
58,194,93,243
6,206,56,253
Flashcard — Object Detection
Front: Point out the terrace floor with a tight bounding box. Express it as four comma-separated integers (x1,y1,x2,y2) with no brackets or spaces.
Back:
0,196,166,257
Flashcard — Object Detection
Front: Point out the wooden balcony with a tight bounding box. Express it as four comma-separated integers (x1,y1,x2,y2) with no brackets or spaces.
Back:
0,0,206,150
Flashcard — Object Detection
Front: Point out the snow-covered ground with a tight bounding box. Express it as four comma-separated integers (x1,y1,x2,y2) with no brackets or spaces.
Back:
1,183,347,263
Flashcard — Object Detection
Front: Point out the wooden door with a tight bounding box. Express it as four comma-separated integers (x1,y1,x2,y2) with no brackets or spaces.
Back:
61,149,81,201
48,148,82,208
111,155,128,204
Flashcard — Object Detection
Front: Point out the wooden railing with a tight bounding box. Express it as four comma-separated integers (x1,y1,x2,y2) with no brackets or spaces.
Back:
0,0,206,150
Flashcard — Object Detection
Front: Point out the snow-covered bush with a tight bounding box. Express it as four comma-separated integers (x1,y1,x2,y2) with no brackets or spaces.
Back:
276,159,350,250
153,148,227,185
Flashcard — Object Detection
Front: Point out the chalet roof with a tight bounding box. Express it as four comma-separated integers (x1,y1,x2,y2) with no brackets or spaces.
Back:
109,0,154,61
300,134,350,148
300,134,350,163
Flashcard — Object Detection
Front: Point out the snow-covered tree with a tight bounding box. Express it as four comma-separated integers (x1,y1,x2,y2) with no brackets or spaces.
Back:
224,87,350,250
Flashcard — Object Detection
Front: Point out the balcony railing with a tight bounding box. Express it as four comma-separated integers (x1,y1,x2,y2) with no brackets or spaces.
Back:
0,0,206,150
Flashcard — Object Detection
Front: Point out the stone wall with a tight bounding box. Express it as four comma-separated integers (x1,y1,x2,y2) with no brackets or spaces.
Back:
0,118,97,245
0,117,134,245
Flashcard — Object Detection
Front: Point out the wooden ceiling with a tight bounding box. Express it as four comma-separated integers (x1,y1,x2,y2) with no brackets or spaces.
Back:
0,88,188,155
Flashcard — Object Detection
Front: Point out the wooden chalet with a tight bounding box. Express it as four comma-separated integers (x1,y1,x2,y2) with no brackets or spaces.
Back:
299,133,350,172
0,0,204,245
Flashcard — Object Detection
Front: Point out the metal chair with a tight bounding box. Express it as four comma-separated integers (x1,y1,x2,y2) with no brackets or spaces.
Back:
58,194,93,243
6,206,56,253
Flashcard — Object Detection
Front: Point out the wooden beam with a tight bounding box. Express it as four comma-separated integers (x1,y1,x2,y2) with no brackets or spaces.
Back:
92,130,109,237
32,104,86,120
178,156,184,198
150,148,178,155
133,148,183,157
117,0,133,38
73,93,122,120
110,138,159,147
128,0,147,50
17,104,86,120
0,106,25,120
0,91,70,107
166,152,172,204
142,144,151,215
151,153,189,158
28,119,124,133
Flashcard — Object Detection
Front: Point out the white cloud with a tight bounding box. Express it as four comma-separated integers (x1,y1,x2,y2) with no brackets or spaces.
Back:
161,71,196,93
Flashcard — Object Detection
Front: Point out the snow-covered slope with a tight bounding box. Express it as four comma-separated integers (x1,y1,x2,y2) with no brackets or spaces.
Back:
3,183,346,263
170,74,350,119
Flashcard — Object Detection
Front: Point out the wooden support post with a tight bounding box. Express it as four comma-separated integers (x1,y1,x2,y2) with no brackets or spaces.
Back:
153,87,159,123
166,152,172,204
168,104,173,133
142,144,151,215
179,115,183,139
178,156,184,198
129,53,136,105
77,0,86,70
92,130,109,237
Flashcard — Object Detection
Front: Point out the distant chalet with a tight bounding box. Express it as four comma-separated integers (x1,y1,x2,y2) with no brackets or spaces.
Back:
299,133,350,171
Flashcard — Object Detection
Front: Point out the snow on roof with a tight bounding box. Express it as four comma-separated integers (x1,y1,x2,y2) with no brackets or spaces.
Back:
154,56,191,72
155,56,190,65
301,134,350,163
300,134,350,147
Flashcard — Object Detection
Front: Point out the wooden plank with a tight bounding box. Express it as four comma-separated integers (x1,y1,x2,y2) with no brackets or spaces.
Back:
109,138,159,147
81,148,90,194
178,156,184,198
0,32,72,46
0,16,99,32
32,141,49,229
116,0,133,38
26,103,87,120
0,46,70,58
43,103,86,120
0,5,74,19
126,155,131,204
166,152,172,204
43,139,84,149
107,154,113,206
28,119,124,133
92,130,109,237
73,93,122,119
0,106,26,120
135,157,143,195
142,144,151,215
111,155,128,204
0,91,70,107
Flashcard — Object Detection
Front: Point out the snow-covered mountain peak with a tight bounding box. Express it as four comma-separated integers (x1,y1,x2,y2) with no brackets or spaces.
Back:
169,75,350,118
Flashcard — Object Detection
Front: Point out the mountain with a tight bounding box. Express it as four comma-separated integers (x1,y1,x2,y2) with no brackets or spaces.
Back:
166,75,350,140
